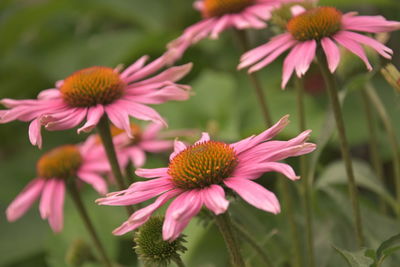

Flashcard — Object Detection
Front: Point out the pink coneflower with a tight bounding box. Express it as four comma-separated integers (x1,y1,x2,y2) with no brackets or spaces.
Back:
0,54,192,148
97,115,316,241
239,6,400,88
167,0,297,62
6,139,110,232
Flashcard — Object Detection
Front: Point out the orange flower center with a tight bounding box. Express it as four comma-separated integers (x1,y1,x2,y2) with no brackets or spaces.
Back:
202,0,255,18
37,145,82,179
168,141,238,189
60,66,126,107
287,7,342,41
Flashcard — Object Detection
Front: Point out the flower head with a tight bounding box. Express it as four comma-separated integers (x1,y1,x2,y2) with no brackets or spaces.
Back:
6,138,110,232
239,6,400,88
166,0,297,63
97,116,316,241
0,54,192,148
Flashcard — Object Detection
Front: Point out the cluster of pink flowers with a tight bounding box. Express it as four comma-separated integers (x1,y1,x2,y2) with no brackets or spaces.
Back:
1,0,399,247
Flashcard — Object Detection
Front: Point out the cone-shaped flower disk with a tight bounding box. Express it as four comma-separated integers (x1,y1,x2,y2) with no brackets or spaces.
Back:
167,0,299,62
6,138,110,232
0,54,192,148
239,6,400,88
97,116,316,241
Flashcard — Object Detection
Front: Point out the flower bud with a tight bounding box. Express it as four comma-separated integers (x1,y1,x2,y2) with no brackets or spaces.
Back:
381,64,400,93
134,216,187,266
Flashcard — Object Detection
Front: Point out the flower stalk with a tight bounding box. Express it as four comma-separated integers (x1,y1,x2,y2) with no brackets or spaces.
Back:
68,179,113,267
295,78,315,267
365,82,400,214
97,115,134,214
317,51,365,247
233,29,273,127
214,212,245,267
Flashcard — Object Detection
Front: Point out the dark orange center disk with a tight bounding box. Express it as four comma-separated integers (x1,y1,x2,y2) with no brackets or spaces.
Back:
203,0,255,18
287,7,342,41
60,66,125,107
37,145,82,179
168,141,238,189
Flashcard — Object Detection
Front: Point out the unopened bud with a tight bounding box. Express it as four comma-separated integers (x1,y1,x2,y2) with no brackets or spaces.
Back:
381,64,400,93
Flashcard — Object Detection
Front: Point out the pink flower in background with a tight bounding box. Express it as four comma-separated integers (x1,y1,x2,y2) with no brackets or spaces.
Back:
0,54,192,148
239,6,400,88
167,0,298,62
97,115,316,241
6,139,110,232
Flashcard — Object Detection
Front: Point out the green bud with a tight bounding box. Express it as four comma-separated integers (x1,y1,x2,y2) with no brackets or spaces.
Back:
381,64,400,93
270,2,315,33
65,239,97,267
134,216,187,267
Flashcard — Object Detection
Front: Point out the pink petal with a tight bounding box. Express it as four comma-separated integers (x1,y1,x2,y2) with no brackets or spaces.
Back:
342,14,400,33
48,179,65,232
163,190,203,241
294,40,316,77
210,15,231,39
224,178,280,214
29,118,42,149
127,147,146,168
282,43,304,88
232,115,290,154
105,105,132,138
143,122,164,140
140,140,173,153
39,179,57,219
6,178,45,222
233,162,299,180
321,37,341,73
135,168,169,178
170,139,187,160
339,31,393,59
77,171,108,195
195,132,210,144
201,185,229,215
123,54,169,83
37,89,61,100
112,189,182,235
77,105,104,134
120,55,150,79
132,63,193,87
44,108,87,131
333,31,372,71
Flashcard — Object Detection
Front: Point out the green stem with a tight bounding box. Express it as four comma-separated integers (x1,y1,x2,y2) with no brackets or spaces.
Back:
360,89,386,212
234,28,302,265
317,52,365,247
172,257,186,267
97,115,135,215
365,83,400,214
232,221,274,267
280,179,303,267
295,78,315,267
68,180,113,267
214,213,245,267
233,29,273,127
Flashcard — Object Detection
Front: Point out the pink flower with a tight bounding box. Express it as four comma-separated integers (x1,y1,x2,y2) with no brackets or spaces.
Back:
238,6,400,88
167,0,298,62
0,54,192,148
97,115,316,241
6,139,110,232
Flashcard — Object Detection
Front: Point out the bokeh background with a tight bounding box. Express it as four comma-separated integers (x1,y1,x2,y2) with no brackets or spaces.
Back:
1,0,400,266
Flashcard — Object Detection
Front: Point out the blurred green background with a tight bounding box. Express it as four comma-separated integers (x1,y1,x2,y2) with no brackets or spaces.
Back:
1,0,400,266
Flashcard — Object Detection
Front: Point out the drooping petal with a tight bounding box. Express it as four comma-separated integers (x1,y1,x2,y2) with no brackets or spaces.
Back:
127,147,146,168
294,40,316,77
77,171,108,195
39,179,57,219
6,178,45,222
333,31,372,71
342,14,400,33
321,37,341,73
201,185,229,215
135,168,169,179
77,105,104,134
163,190,203,241
112,189,182,235
224,178,280,214
29,118,43,149
48,179,65,232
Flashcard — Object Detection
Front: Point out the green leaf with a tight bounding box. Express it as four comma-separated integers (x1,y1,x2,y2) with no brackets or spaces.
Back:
376,233,400,266
333,245,374,267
